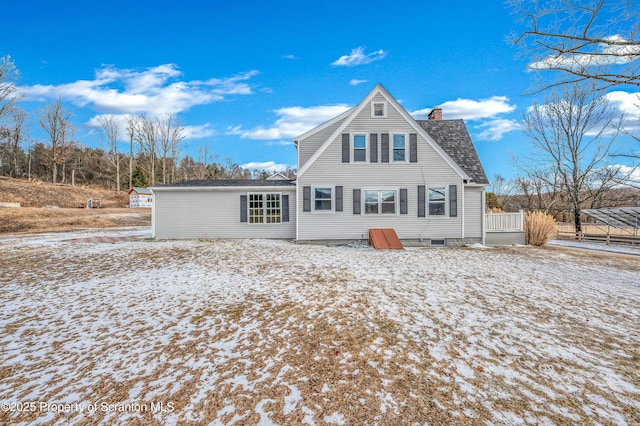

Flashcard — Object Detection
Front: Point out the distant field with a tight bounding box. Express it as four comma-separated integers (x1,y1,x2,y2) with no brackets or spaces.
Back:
557,222,639,236
0,207,150,234
0,176,129,208
0,177,149,233
1,230,638,425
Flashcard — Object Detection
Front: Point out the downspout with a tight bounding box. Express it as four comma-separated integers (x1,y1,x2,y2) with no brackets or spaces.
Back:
481,187,486,245
295,139,300,242
151,189,156,239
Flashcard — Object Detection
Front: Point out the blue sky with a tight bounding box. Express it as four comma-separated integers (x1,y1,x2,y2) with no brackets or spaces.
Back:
3,0,638,183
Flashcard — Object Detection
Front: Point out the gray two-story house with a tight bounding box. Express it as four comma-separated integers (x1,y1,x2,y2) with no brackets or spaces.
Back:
151,84,489,246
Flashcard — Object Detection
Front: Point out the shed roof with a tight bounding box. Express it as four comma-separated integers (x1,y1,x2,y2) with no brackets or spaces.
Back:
129,187,153,195
416,119,489,184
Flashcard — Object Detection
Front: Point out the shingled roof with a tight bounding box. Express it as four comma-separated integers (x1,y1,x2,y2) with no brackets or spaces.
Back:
416,119,489,185
154,179,296,188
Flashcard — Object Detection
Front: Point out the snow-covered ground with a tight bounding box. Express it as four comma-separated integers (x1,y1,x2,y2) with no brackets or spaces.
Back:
1,228,639,425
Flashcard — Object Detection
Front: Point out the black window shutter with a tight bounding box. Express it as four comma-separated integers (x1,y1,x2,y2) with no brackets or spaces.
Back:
449,185,458,217
370,134,378,163
342,133,350,163
282,194,289,222
353,189,361,214
303,186,311,212
240,195,248,222
410,133,418,163
335,186,343,212
417,185,425,217
400,189,408,214
381,133,389,163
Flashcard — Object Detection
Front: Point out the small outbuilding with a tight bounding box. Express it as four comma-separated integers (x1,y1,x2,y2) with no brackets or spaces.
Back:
128,187,153,208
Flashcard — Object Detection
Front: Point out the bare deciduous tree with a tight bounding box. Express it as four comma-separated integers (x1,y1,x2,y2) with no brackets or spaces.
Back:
157,113,185,184
522,82,630,232
0,55,20,122
39,99,73,183
126,115,138,189
135,114,158,186
6,110,27,177
98,115,121,191
507,0,640,92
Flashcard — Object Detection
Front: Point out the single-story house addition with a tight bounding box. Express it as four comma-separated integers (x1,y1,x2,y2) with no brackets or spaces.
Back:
128,187,153,208
152,84,490,246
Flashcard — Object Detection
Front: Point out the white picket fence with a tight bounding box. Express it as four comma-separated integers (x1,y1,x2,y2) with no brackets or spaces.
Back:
486,210,524,232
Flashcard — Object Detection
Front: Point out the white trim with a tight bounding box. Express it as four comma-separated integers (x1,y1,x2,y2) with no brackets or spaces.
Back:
371,100,387,118
461,180,465,238
151,185,295,192
295,107,355,143
351,132,370,163
311,185,335,213
390,132,409,163
297,84,470,180
427,185,448,218
361,187,399,215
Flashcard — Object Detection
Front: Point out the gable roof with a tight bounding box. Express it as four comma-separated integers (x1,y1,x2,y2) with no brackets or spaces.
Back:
295,84,471,181
416,120,489,184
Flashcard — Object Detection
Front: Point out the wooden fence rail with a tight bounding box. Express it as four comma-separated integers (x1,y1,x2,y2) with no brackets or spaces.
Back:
557,231,640,245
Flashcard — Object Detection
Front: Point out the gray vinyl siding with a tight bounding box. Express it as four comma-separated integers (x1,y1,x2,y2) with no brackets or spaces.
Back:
297,94,465,241
463,186,483,238
299,117,348,169
153,188,296,239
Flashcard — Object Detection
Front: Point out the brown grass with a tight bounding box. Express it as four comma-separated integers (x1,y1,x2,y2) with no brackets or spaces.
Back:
524,210,558,246
557,222,638,236
0,176,148,234
0,207,150,234
0,176,129,208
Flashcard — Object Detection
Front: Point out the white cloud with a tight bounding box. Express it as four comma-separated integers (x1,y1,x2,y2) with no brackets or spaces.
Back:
240,161,293,173
349,79,368,86
412,96,517,120
606,91,640,116
182,123,215,139
282,54,297,60
411,96,519,141
86,113,214,141
476,119,521,141
331,47,386,67
530,35,640,70
19,64,258,115
228,104,352,140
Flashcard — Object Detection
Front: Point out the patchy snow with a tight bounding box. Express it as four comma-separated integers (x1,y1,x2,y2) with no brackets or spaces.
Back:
0,229,638,425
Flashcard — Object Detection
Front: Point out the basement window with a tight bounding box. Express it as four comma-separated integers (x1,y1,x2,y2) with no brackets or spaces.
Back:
430,239,445,247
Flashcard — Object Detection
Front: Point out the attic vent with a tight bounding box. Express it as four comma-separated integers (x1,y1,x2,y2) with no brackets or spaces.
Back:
371,101,387,117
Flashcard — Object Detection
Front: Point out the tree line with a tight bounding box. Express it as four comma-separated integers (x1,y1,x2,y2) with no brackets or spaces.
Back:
0,56,295,189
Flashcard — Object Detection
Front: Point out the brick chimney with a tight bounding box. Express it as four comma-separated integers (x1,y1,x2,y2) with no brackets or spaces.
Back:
428,107,442,120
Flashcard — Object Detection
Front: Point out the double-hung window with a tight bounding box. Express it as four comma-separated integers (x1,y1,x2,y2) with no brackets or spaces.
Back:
353,134,367,162
364,190,397,214
314,187,332,211
249,193,281,223
392,134,407,162
428,187,446,216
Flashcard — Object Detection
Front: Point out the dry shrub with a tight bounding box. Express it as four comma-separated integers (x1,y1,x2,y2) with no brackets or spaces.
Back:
524,210,557,246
